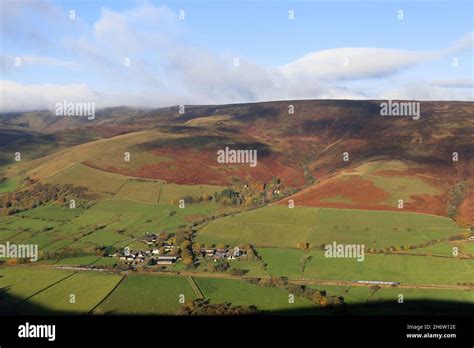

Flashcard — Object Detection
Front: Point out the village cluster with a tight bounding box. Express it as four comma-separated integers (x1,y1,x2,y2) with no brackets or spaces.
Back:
113,233,247,266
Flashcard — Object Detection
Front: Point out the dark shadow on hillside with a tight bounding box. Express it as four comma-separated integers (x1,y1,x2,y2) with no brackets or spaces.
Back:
268,299,474,316
138,135,273,157
1,288,473,316
0,290,82,316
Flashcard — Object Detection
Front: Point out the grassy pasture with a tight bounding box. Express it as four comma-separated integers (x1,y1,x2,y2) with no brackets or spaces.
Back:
461,242,474,257
198,206,461,250
18,271,122,314
113,180,223,204
17,205,85,222
228,259,269,277
46,163,128,195
74,199,219,238
406,241,456,257
113,179,163,203
158,183,224,204
78,228,131,246
91,257,120,266
194,277,314,311
159,183,202,203
0,178,18,193
95,274,196,315
0,267,74,311
313,285,474,310
55,256,102,266
258,247,474,285
42,239,75,252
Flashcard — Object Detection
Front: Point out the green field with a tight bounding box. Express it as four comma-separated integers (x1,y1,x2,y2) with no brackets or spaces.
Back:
0,178,18,193
318,285,474,304
46,163,128,195
0,267,74,311
194,277,315,312
113,179,163,203
258,247,474,285
95,274,196,314
17,271,123,314
315,285,474,314
55,256,102,266
197,206,462,250
73,199,220,238
406,241,456,257
0,197,221,255
461,242,474,257
17,205,85,222
228,259,269,277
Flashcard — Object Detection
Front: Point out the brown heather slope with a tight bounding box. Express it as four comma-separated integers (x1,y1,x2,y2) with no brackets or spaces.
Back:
1,100,472,223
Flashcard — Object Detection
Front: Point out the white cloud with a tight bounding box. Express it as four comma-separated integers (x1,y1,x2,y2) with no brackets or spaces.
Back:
0,80,97,112
382,81,474,101
1,3,472,112
431,78,474,89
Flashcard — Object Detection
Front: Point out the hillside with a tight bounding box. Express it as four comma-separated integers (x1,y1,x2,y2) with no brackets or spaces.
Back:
1,100,472,224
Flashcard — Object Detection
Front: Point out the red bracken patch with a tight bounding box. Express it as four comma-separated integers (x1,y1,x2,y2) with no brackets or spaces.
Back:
284,176,391,207
85,147,305,187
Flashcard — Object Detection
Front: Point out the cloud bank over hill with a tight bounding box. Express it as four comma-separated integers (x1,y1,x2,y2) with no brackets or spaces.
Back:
0,1,473,112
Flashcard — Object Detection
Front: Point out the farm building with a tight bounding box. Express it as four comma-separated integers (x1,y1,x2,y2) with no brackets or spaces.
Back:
155,255,178,265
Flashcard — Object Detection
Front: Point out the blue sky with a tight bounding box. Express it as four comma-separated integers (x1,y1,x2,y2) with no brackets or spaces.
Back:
1,0,473,111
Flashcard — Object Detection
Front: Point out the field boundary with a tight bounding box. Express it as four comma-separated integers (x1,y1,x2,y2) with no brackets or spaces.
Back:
88,273,127,314
187,276,204,299
16,271,78,308
44,162,78,180
111,178,131,199
305,207,321,244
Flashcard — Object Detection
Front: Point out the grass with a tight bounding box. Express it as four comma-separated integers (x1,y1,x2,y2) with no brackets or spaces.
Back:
95,274,196,315
113,179,163,203
55,256,102,266
113,179,224,204
16,205,85,222
46,163,128,195
0,178,18,193
461,242,474,257
73,199,219,238
313,284,474,305
90,257,120,266
258,247,474,285
18,271,123,314
42,239,75,252
0,267,74,310
228,259,269,277
198,206,461,250
314,284,474,314
406,242,456,257
0,196,218,253
194,277,315,312
159,183,224,204
78,228,131,246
